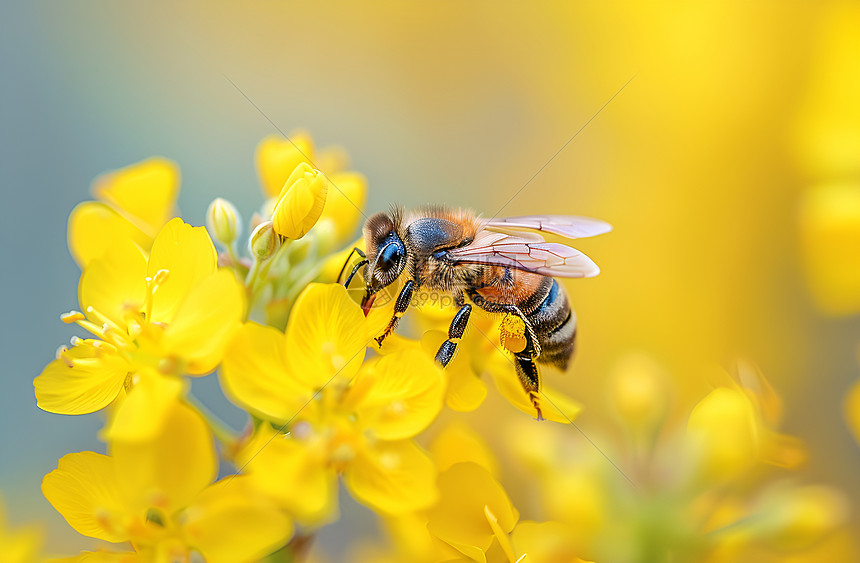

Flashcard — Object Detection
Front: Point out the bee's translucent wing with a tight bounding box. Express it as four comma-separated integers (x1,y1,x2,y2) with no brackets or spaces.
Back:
447,230,601,278
484,215,612,239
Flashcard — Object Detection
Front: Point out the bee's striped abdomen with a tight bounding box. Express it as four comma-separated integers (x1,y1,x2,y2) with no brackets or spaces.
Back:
526,279,576,370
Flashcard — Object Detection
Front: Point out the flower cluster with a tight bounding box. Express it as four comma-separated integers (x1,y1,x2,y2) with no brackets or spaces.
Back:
30,132,854,562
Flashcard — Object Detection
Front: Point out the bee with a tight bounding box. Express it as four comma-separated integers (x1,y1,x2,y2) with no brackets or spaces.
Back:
339,206,610,419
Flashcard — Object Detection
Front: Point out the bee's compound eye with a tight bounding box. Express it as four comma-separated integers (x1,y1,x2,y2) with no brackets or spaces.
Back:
379,242,403,270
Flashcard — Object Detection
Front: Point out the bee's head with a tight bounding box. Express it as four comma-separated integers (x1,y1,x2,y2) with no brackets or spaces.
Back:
361,210,407,313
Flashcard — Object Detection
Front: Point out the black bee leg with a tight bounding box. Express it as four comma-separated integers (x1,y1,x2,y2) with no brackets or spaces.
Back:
513,355,543,421
337,247,367,285
435,304,472,367
343,259,368,288
374,279,415,347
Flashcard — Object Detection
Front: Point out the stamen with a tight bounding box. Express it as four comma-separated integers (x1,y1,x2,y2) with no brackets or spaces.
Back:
58,349,75,368
54,345,68,360
60,311,85,324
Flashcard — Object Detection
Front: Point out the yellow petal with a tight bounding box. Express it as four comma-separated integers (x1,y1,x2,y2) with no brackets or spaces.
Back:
421,330,487,412
220,322,311,422
67,202,151,268
239,425,339,527
41,452,127,543
92,157,179,235
162,269,244,375
430,422,499,478
101,371,185,443
181,477,293,563
35,344,129,415
111,400,216,514
346,348,445,441
256,133,315,199
285,283,368,389
345,439,438,515
272,164,329,239
426,462,518,554
78,239,148,330
146,218,217,325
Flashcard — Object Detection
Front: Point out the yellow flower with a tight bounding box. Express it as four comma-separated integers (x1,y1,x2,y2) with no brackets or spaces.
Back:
34,218,244,440
272,163,329,240
220,283,444,524
68,158,179,267
42,401,292,562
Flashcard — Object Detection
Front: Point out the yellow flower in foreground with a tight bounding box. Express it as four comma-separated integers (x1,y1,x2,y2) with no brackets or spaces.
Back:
221,284,444,524
272,163,329,240
35,218,243,440
42,402,292,562
68,158,179,267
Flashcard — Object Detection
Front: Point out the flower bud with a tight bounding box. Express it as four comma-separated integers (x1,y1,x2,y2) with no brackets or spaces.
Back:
206,198,241,246
250,220,280,260
271,163,329,240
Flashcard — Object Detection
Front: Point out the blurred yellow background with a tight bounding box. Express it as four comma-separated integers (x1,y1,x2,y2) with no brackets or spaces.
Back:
2,1,859,557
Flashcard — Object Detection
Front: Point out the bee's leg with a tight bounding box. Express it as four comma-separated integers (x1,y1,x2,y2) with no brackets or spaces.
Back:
435,304,472,367
337,247,366,285
513,355,543,421
343,259,368,288
374,279,415,347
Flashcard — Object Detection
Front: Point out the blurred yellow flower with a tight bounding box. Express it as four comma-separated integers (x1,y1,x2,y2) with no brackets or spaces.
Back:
506,360,845,562
34,218,243,440
67,158,179,267
846,379,860,445
0,496,42,563
42,402,292,562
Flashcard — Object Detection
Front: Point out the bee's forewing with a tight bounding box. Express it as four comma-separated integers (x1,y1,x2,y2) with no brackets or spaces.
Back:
448,230,601,278
484,215,612,239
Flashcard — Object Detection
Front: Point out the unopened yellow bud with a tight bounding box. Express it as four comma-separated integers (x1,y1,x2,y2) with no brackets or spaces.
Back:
206,197,240,245
607,353,669,429
250,220,280,260
271,163,329,239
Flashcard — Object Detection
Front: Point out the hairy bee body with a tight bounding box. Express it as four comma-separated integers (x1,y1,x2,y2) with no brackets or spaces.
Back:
342,205,607,419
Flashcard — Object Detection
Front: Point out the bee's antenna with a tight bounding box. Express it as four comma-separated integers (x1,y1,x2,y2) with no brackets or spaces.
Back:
489,73,637,221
